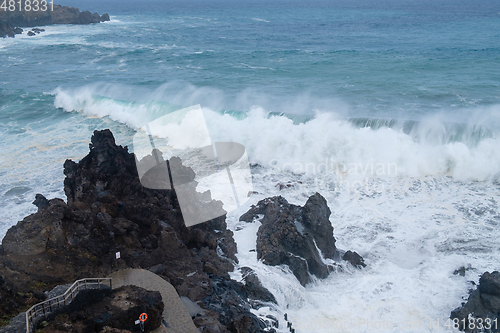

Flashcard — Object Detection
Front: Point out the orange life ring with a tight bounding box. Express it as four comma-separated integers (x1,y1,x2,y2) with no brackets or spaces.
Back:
139,313,148,322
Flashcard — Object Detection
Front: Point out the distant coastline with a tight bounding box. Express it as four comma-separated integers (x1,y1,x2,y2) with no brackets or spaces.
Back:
0,1,109,38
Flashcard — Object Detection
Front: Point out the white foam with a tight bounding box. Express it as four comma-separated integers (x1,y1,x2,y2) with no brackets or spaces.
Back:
103,18,121,23
226,171,500,333
0,83,496,333
252,18,271,23
53,84,500,182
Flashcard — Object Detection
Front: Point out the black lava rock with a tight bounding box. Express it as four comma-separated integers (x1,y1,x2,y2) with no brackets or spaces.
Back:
451,271,500,332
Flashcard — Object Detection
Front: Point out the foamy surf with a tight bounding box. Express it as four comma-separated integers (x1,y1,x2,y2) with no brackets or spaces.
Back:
226,171,500,333
49,83,500,332
53,84,500,182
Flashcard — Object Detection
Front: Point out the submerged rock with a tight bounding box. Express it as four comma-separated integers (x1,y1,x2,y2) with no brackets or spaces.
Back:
342,250,366,268
451,271,500,332
240,193,365,286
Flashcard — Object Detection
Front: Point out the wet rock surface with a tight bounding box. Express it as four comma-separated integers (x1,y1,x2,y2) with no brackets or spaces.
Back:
240,194,365,286
0,22,22,37
342,250,366,268
451,271,500,332
202,276,276,333
0,129,275,332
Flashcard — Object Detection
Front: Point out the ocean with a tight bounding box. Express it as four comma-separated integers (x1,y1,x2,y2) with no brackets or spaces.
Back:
1,0,500,331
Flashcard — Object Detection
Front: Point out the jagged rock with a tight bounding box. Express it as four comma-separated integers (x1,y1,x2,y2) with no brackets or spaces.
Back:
479,272,500,296
302,193,336,259
192,312,229,333
33,193,50,210
0,129,274,333
342,250,366,268
450,271,500,332
2,197,66,255
240,195,334,286
0,22,22,37
241,194,364,286
202,276,276,333
240,267,277,304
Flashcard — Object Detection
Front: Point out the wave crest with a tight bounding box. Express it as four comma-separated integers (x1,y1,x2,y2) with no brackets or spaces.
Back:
53,83,500,181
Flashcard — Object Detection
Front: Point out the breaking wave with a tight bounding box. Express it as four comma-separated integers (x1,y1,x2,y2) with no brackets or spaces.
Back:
53,83,500,181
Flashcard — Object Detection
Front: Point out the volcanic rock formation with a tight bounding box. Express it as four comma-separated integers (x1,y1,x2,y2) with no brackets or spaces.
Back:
240,194,365,286
0,129,275,333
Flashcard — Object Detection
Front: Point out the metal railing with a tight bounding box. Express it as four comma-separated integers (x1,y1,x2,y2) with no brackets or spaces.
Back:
25,278,112,333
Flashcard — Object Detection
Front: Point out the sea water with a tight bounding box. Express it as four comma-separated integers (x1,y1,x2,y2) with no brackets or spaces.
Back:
1,0,500,332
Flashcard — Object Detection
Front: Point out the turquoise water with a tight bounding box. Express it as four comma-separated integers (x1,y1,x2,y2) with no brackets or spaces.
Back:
2,0,500,114
1,1,500,331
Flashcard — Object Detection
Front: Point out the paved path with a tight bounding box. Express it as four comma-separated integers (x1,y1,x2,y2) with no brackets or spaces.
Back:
108,269,199,333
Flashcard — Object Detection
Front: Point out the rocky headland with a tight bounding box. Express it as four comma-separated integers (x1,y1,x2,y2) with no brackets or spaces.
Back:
0,129,274,332
0,1,109,38
0,128,370,332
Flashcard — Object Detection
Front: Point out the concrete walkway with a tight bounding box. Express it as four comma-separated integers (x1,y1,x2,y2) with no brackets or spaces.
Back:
108,269,199,333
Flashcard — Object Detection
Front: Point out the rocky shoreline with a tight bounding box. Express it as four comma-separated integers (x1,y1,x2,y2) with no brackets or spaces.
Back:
0,130,270,332
0,129,295,332
3,128,492,332
0,129,368,333
0,1,109,38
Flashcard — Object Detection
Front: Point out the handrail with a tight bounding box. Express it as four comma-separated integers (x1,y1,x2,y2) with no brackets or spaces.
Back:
25,278,112,333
